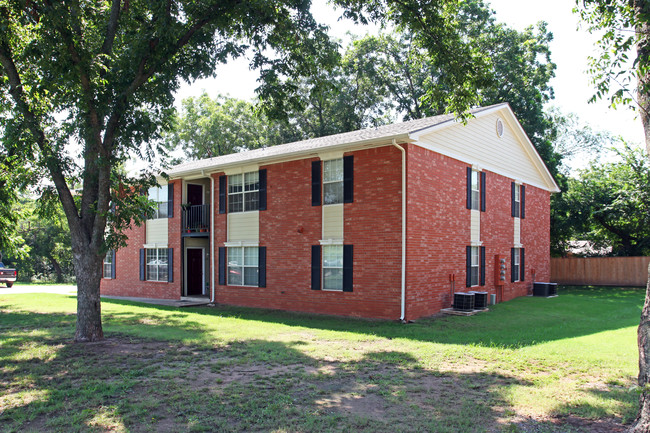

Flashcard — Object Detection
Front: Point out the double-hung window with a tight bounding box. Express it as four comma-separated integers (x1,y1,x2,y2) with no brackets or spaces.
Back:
323,245,343,290
470,170,480,210
146,248,168,282
103,251,113,279
469,246,479,287
148,185,169,219
323,159,344,205
513,247,520,282
228,172,259,213
513,184,520,218
227,247,259,286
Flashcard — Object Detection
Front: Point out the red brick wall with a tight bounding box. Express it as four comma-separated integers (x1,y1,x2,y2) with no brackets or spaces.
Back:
404,144,470,320
404,144,552,320
213,146,403,319
100,178,182,299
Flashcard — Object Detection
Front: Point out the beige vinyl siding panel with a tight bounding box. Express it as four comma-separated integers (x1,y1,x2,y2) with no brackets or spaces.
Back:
228,211,260,242
471,209,480,243
322,204,344,240
514,217,521,245
417,113,546,188
146,219,168,244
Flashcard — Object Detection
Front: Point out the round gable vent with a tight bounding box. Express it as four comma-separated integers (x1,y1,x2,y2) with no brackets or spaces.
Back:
496,118,504,138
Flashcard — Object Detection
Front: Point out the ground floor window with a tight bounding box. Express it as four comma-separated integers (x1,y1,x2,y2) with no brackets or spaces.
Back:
103,251,113,279
469,246,479,287
323,245,343,290
228,247,258,286
146,248,168,282
512,247,524,282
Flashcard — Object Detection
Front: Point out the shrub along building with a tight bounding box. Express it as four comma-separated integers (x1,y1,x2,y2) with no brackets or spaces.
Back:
101,103,560,321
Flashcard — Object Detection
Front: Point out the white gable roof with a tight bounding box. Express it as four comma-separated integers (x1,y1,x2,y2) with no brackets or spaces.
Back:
167,103,559,192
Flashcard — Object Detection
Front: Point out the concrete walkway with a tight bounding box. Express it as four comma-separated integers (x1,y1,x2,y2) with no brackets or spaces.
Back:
0,284,210,308
101,295,211,307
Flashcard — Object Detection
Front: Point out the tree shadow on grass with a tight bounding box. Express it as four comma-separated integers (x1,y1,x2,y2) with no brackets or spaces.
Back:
99,286,644,350
0,305,635,433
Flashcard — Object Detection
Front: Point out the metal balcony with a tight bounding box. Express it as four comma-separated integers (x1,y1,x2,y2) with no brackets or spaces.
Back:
182,204,210,236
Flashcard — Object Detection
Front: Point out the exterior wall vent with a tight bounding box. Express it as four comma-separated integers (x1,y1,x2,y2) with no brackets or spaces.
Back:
496,118,504,137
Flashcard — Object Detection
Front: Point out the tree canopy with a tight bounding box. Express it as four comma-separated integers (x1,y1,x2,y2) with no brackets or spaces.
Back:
0,0,496,342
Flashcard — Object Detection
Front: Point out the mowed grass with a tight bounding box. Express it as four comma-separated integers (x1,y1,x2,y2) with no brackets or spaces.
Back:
0,286,643,432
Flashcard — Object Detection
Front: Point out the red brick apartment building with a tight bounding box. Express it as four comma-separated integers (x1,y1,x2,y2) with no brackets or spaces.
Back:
101,103,560,321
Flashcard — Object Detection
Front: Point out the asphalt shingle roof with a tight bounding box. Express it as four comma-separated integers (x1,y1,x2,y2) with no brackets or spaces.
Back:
167,104,505,177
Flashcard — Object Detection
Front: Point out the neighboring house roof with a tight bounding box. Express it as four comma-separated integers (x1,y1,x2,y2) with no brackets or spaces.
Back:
168,103,560,193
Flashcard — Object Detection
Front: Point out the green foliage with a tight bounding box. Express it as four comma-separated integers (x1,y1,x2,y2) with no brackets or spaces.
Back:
164,93,285,161
560,144,650,256
575,0,648,109
9,197,74,283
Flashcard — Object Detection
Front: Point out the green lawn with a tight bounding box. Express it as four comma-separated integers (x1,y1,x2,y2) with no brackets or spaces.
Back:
0,287,643,432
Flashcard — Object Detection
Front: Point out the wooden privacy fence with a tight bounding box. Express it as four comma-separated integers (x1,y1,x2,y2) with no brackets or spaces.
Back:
551,256,650,287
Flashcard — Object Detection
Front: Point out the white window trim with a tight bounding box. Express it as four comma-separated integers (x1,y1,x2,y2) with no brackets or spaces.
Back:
143,243,168,249
319,239,343,245
228,171,260,213
102,252,113,279
322,158,344,206
322,244,344,292
146,248,169,282
470,246,479,287
513,247,521,282
227,246,259,287
148,185,169,219
224,241,259,248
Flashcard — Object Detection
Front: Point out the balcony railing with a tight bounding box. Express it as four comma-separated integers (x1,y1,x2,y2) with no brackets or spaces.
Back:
182,204,210,234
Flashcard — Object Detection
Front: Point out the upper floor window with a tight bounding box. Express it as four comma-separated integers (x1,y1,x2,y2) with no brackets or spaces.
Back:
323,159,344,205
511,182,525,218
470,171,480,210
466,168,485,211
229,172,259,213
148,185,168,219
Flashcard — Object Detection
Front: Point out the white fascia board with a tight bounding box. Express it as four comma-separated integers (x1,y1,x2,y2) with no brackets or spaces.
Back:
168,134,411,179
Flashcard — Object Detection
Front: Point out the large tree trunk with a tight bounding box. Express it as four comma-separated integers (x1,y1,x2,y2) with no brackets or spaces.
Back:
72,243,104,342
631,264,650,432
632,3,650,430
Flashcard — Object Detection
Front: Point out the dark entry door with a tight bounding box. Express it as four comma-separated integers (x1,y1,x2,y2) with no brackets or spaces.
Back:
187,184,203,206
186,249,203,296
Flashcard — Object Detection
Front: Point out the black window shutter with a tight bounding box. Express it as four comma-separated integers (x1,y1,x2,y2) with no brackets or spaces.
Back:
480,172,486,212
259,169,267,211
311,245,321,290
343,155,354,203
520,185,526,219
343,244,353,292
479,247,485,286
466,246,471,287
466,167,472,209
139,249,145,281
520,248,525,282
168,248,173,282
258,247,266,288
219,175,227,214
311,161,321,206
218,247,226,285
511,182,516,217
111,250,116,279
168,183,174,218
511,248,516,282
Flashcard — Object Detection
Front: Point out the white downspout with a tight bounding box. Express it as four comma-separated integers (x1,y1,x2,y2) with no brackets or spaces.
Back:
210,174,215,303
391,139,407,322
